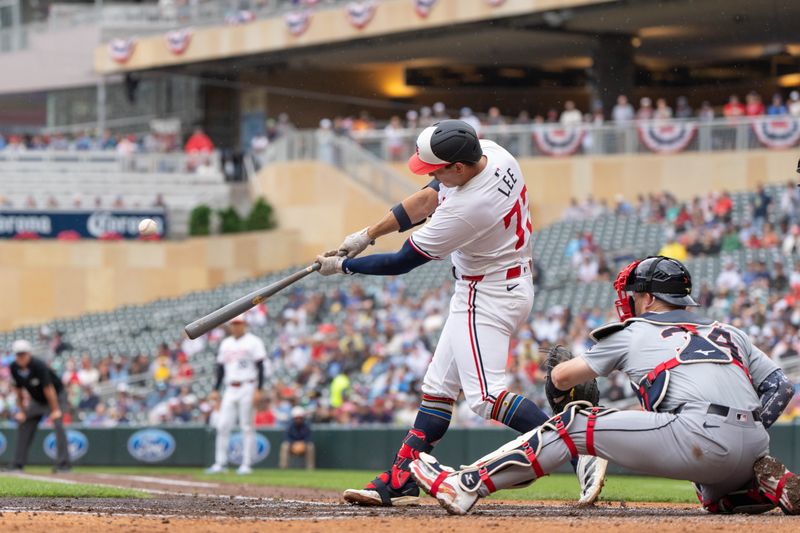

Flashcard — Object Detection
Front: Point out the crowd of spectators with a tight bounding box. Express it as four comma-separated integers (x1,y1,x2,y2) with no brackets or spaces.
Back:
3,182,800,428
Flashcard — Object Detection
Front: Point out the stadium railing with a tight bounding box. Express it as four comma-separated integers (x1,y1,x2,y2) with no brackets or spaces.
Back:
263,131,418,204
351,116,800,159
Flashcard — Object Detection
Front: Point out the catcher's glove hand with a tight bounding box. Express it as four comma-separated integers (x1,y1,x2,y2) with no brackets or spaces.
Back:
543,344,600,413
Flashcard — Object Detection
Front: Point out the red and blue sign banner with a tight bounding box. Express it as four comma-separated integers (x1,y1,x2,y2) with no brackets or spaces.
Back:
752,118,800,149
638,121,696,154
165,28,192,55
285,9,312,36
108,38,136,64
532,126,585,156
346,1,377,29
0,210,167,240
414,0,437,18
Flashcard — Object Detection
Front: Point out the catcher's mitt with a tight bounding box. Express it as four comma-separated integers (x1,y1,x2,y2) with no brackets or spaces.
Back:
543,344,600,413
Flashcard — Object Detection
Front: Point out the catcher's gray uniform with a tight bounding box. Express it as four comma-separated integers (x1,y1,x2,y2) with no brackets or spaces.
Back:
433,309,780,503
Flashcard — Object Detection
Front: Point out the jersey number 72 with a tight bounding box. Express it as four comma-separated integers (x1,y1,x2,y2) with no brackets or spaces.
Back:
503,185,533,250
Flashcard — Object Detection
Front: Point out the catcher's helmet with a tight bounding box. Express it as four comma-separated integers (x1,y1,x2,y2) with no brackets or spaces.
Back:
614,256,699,321
407,119,482,175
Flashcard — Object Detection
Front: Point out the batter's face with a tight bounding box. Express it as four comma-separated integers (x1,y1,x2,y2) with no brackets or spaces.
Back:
429,163,469,187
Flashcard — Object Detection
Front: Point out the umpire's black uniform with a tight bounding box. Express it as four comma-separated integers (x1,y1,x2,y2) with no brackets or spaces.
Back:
9,353,70,470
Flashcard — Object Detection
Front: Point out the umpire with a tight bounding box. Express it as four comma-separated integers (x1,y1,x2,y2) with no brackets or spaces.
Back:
7,339,71,472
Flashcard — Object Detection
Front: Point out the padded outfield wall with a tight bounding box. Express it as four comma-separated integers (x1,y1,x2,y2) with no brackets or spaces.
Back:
0,423,798,473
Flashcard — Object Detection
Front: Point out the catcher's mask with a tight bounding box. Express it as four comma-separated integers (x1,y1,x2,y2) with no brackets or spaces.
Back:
613,255,699,322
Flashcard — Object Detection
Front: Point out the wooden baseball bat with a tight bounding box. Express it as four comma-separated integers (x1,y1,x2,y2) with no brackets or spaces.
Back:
184,262,321,339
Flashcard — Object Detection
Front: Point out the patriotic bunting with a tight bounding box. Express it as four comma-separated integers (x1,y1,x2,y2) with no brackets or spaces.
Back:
165,28,192,55
108,38,136,64
285,9,312,36
346,1,377,29
752,118,800,149
638,121,696,154
532,126,585,156
414,0,437,18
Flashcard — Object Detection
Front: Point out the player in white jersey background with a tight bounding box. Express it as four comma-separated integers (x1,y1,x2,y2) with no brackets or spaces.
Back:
316,120,606,507
206,314,266,475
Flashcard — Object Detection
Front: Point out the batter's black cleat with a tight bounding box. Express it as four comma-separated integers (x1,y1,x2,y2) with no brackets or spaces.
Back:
342,466,421,507
3,464,23,472
754,455,800,515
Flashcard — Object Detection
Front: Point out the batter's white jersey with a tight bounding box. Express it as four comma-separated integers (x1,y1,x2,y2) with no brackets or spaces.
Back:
216,332,266,385
408,140,532,277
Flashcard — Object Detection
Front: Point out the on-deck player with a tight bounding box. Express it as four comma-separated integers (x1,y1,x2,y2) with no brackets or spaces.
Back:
206,314,266,475
316,119,607,507
408,256,800,516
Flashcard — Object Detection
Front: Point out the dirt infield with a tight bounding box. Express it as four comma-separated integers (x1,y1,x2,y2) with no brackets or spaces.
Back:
1,472,798,532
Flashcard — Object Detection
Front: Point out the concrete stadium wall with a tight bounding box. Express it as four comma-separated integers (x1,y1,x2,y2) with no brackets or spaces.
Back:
0,230,300,331
390,149,799,229
250,161,407,260
94,0,607,74
1,422,798,472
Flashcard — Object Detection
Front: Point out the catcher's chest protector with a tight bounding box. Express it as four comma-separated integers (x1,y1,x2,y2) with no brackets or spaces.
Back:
632,320,752,411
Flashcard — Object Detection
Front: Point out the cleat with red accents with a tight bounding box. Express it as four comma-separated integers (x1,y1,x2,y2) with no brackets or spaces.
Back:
754,455,800,515
342,466,421,507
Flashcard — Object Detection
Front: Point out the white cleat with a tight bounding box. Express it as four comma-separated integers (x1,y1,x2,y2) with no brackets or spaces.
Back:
409,453,479,516
576,455,607,507
204,464,227,474
236,465,253,475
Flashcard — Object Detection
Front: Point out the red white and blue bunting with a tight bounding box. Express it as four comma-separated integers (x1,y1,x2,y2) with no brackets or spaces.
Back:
414,0,437,18
346,1,377,29
165,28,192,55
638,121,696,154
285,9,312,36
532,126,585,157
752,118,800,150
108,38,136,64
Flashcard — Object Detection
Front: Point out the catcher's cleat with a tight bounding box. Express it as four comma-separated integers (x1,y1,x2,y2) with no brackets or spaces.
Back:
576,455,607,507
343,466,421,507
409,453,479,516
754,455,800,515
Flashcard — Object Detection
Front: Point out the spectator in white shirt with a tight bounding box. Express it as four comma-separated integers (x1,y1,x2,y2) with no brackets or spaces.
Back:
77,354,100,387
790,264,800,289
789,91,800,118
559,100,583,126
611,95,635,122
716,261,744,292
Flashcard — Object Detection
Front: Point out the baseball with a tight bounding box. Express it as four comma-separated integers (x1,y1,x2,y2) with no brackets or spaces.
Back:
138,218,158,236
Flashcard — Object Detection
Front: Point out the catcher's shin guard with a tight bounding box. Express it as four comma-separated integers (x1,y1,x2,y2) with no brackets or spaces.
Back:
754,455,800,515
343,429,432,507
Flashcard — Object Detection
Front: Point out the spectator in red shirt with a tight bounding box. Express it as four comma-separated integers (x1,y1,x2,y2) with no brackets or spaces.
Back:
745,91,765,116
713,192,733,220
723,95,746,120
184,126,214,153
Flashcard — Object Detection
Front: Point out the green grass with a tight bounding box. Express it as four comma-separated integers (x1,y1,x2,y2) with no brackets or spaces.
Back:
25,466,697,503
0,474,148,499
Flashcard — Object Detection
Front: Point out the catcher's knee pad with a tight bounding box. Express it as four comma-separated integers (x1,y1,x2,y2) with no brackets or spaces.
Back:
455,402,605,496
696,482,776,515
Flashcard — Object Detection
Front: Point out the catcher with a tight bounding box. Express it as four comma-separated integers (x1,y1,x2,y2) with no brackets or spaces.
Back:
409,256,799,515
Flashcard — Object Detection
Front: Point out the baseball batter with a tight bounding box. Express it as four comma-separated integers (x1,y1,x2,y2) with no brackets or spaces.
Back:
206,314,266,475
409,256,800,516
316,119,606,506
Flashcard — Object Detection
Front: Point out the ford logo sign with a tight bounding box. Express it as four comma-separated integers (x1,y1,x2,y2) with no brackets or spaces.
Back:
127,429,176,463
227,432,270,466
0,432,7,456
43,430,89,461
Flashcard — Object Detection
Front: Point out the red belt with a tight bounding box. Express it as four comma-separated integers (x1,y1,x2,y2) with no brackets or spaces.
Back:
229,380,255,388
454,260,532,282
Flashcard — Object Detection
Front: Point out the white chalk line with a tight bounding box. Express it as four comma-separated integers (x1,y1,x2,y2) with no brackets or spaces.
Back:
92,473,221,489
1,472,334,506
